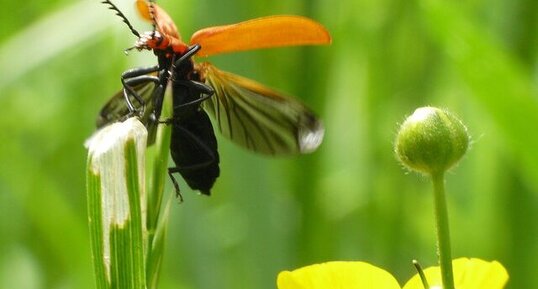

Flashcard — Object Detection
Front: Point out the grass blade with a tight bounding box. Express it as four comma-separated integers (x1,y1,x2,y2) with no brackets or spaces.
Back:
86,117,148,289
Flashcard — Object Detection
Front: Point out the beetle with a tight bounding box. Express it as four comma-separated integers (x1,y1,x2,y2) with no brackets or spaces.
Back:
97,0,331,196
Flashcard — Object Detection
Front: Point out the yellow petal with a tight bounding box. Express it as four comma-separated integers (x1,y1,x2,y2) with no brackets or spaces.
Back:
277,261,401,289
403,258,509,289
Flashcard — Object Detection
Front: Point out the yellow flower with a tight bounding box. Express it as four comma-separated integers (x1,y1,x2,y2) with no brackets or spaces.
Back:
403,258,508,289
277,258,508,289
278,261,400,289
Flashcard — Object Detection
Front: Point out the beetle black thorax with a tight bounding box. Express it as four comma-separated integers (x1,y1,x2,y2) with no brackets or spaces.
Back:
170,57,209,119
172,59,195,96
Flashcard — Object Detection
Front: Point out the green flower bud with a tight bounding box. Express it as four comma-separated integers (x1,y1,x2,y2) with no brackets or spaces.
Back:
395,107,469,175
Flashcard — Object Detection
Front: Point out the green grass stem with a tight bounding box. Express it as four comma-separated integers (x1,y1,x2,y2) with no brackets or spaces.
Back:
431,172,455,289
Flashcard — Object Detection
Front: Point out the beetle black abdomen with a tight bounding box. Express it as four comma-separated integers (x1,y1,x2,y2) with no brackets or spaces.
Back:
169,110,220,195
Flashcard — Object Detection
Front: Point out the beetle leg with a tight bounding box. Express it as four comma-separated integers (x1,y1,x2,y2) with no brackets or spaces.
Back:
120,65,161,113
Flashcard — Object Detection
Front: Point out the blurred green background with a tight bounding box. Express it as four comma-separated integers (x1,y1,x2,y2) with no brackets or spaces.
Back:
1,0,537,288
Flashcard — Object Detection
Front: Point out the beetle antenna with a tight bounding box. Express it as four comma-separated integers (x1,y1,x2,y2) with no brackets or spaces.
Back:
102,0,140,37
148,0,157,37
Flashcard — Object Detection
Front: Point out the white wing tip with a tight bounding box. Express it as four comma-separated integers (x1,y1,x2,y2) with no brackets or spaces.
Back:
298,120,324,153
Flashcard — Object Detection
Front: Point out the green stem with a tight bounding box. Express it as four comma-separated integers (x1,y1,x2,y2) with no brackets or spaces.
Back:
431,172,455,289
